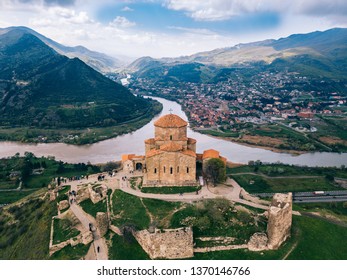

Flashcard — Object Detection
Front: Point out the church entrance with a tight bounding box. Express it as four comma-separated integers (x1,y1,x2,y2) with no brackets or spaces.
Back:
135,163,143,171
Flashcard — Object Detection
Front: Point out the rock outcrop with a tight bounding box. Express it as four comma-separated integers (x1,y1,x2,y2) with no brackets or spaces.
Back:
248,232,268,251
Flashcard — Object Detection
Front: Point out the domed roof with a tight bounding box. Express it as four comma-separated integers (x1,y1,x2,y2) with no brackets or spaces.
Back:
154,114,187,128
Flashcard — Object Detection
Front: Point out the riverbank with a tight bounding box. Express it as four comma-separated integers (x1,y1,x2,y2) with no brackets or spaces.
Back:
0,96,346,167
0,102,162,145
194,131,306,156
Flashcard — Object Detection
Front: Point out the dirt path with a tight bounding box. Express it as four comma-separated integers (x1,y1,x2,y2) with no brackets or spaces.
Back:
111,172,271,212
61,170,300,261
282,241,298,260
68,178,109,260
140,198,154,224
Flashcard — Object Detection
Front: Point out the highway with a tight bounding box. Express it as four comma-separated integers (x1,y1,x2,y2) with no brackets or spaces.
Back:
254,190,347,203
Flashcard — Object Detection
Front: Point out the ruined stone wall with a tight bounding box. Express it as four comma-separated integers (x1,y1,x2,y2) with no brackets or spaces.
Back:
76,185,107,204
134,227,194,259
58,200,69,211
89,185,107,204
96,212,108,237
50,231,93,256
145,152,196,186
123,160,134,173
77,187,90,203
267,193,292,250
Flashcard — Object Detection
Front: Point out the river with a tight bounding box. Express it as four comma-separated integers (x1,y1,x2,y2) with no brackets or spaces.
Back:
0,97,346,166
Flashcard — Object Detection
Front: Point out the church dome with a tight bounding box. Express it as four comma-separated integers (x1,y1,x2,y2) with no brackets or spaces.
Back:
154,114,187,128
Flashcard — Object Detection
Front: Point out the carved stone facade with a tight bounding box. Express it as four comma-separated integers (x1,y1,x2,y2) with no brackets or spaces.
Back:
121,114,227,188
134,227,194,259
267,193,293,249
143,114,197,187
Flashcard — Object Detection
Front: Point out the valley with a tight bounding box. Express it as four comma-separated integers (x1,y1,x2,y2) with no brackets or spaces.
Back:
0,28,162,145
126,28,347,153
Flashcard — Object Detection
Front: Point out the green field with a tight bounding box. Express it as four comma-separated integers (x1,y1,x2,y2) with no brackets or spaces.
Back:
79,198,107,218
0,154,100,204
111,190,150,229
228,163,347,178
202,120,346,152
293,202,347,223
108,233,149,260
192,215,347,260
198,129,239,138
53,218,80,245
0,190,38,204
141,186,200,194
50,243,91,260
170,199,266,245
0,198,56,260
142,198,182,228
232,174,340,193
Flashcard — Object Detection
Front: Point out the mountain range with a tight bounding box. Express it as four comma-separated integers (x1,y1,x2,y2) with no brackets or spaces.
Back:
0,27,158,129
128,28,347,83
0,26,124,73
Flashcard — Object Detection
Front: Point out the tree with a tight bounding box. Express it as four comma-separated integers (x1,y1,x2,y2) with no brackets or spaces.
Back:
325,174,334,182
101,161,121,172
204,158,226,186
56,162,65,173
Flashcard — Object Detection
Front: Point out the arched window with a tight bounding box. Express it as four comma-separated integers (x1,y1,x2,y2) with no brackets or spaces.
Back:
177,166,179,173
164,166,166,173
170,135,173,140
187,167,189,173
170,167,173,174
154,168,157,174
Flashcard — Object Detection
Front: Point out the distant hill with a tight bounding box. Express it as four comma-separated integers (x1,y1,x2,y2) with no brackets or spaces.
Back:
128,28,347,82
0,26,124,73
0,28,159,129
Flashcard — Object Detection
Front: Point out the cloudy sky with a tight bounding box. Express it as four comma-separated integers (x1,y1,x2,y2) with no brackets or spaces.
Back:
0,0,346,59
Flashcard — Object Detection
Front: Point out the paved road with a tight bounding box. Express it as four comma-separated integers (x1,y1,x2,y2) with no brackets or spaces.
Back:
293,195,347,203
254,190,347,203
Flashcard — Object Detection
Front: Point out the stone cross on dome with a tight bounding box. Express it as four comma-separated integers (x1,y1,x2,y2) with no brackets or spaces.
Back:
169,108,173,114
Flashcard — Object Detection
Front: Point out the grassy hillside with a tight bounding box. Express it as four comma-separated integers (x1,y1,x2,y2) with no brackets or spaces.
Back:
0,29,161,130
131,28,347,83
0,197,56,259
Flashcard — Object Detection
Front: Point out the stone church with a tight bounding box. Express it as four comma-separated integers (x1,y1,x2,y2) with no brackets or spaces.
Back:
122,114,226,187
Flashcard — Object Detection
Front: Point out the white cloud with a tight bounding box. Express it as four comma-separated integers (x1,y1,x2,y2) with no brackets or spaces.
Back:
165,0,347,22
121,6,134,12
109,16,136,28
168,26,217,36
29,7,94,27
165,0,276,21
0,0,346,59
